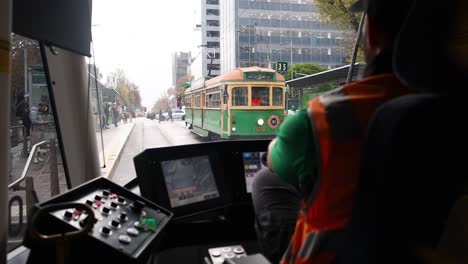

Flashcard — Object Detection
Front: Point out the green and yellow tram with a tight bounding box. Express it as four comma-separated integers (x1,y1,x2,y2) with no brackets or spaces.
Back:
184,67,286,140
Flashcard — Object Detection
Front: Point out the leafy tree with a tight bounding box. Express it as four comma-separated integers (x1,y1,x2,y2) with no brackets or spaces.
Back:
314,0,363,60
109,68,142,109
285,63,327,80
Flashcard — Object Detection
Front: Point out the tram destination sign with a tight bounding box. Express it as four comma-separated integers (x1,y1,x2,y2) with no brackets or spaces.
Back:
244,72,276,81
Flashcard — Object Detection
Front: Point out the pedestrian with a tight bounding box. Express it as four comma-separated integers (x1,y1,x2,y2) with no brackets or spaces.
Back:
112,104,120,127
251,0,416,263
159,109,164,123
29,103,49,163
167,108,173,122
104,103,110,128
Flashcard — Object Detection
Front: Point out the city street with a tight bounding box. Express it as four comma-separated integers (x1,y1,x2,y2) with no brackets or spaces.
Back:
109,117,203,186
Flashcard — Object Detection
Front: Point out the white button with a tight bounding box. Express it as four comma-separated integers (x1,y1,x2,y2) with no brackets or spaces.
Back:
127,227,139,236
224,253,235,258
118,235,132,244
211,249,222,257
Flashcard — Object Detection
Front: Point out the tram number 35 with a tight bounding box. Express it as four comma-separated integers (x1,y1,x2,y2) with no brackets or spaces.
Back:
254,127,266,133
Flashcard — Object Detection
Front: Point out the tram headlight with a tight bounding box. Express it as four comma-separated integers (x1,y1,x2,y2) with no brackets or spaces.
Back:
232,127,236,132
257,119,265,126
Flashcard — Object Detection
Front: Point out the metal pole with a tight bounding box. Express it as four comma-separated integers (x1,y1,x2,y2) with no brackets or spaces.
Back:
0,0,12,261
346,13,365,83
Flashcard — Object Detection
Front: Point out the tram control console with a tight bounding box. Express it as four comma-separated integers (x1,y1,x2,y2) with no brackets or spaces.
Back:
22,177,173,264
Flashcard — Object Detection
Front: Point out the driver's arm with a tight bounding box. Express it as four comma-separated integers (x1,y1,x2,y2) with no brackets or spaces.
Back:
266,109,316,186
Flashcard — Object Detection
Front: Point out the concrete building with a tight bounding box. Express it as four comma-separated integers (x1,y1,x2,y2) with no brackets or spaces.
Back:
172,51,191,87
198,0,221,79
220,0,349,73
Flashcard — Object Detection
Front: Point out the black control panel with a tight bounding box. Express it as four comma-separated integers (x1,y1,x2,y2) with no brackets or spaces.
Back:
23,177,173,264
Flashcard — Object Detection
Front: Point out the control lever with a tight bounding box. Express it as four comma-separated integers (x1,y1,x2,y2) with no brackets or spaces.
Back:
28,203,96,264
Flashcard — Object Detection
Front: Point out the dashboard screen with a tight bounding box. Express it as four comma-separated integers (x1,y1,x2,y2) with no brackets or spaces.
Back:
243,152,267,193
161,155,220,208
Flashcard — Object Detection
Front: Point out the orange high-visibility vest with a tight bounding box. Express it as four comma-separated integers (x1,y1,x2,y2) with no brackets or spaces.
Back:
281,74,411,264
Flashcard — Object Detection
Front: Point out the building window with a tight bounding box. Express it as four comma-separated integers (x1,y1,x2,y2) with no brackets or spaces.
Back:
206,9,219,16
206,0,219,4
232,87,248,106
207,64,220,71
207,20,219,27
327,48,331,55
207,31,220,37
251,87,270,106
206,41,220,48
273,87,283,106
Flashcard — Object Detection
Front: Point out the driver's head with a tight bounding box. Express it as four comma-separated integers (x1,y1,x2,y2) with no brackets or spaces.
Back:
350,0,415,67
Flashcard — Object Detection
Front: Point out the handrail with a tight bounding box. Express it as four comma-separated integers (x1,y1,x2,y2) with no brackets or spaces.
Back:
8,141,46,190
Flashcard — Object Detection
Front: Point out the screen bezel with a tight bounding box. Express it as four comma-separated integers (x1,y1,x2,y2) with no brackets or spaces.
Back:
134,145,228,219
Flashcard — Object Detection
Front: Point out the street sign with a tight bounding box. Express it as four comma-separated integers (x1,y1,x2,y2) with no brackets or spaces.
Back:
276,61,288,72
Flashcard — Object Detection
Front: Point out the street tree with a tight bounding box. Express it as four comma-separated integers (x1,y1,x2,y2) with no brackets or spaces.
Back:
286,63,327,80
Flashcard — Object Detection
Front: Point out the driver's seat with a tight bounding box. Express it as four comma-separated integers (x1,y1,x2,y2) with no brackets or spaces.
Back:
335,1,468,263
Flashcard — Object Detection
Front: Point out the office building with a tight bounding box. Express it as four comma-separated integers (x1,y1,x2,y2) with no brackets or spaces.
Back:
220,0,349,73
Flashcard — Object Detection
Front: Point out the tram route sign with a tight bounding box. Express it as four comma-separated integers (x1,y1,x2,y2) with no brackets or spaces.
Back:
275,61,288,72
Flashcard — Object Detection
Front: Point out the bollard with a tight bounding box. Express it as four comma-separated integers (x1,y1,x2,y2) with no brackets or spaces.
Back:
49,137,60,197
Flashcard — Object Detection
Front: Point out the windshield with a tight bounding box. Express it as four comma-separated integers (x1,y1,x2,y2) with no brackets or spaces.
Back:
6,0,361,253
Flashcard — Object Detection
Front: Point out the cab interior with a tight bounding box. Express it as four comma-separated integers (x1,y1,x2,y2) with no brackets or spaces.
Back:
3,0,468,264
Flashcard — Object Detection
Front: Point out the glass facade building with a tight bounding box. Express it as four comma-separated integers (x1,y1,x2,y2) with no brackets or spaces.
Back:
220,0,349,73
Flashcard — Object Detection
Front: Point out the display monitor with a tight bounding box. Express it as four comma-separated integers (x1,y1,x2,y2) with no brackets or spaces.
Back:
242,152,267,193
161,155,220,208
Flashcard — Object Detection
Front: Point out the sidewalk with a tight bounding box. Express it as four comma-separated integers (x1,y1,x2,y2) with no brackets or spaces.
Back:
97,120,136,178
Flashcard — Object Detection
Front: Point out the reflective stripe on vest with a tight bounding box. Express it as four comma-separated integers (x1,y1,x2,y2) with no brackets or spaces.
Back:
281,74,412,264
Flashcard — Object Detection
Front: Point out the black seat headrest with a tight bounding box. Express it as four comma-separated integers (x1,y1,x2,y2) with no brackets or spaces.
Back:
394,0,468,93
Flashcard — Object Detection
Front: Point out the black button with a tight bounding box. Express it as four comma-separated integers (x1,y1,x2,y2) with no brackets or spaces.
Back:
102,190,110,197
94,195,102,201
111,220,120,228
102,207,110,214
101,226,111,234
63,211,73,219
117,197,125,203
85,200,93,206
119,212,128,221
110,202,118,208
131,201,145,212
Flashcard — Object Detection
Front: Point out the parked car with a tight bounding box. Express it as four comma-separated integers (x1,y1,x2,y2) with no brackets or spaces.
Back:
146,112,156,120
163,109,185,120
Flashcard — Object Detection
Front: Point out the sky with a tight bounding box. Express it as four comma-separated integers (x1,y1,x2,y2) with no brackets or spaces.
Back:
91,0,200,109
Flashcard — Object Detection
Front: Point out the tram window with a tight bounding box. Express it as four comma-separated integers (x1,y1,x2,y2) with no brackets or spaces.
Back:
252,87,270,106
8,35,69,252
232,87,248,106
273,87,283,106
206,93,221,108
185,96,191,107
194,95,201,107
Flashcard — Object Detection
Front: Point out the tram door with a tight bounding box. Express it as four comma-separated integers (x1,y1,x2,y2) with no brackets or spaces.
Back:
221,85,229,137
201,91,206,128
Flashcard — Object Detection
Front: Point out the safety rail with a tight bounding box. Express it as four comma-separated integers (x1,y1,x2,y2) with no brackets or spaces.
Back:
8,141,46,190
